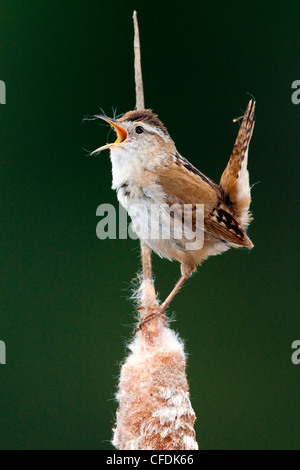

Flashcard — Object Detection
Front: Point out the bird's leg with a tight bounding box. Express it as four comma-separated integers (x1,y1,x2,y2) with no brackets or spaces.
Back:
136,264,195,331
158,263,196,315
158,273,190,315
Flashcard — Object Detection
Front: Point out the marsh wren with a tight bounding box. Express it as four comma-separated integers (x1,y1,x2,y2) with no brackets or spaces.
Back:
92,99,255,315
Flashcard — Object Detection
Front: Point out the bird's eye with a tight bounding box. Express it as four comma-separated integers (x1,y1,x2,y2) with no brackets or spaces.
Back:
135,126,144,134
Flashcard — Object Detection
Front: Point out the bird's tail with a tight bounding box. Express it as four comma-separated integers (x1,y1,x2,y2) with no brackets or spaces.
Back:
220,99,255,228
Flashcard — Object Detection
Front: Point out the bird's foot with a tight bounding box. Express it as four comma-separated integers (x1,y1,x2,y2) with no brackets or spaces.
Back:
135,305,167,333
135,269,194,333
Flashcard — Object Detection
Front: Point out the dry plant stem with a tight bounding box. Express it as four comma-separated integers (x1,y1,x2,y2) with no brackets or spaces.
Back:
111,12,198,450
133,10,159,323
133,11,145,110
139,243,159,324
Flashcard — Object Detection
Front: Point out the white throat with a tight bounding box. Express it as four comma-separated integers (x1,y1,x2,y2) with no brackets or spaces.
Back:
110,146,166,190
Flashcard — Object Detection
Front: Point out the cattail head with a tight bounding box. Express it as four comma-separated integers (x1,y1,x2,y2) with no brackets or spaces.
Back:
112,318,198,450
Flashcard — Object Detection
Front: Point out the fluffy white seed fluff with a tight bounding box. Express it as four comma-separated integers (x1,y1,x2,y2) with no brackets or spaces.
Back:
112,322,198,450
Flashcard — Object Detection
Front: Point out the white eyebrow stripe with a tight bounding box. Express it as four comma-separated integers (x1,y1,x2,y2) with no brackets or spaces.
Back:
139,122,171,141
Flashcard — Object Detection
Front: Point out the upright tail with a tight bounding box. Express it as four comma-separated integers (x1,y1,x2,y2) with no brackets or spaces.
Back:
220,99,255,227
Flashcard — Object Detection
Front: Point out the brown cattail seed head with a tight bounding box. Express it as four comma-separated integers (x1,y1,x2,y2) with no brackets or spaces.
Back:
112,319,198,450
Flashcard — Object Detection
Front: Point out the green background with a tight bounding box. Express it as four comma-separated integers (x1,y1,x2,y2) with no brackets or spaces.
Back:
0,0,299,450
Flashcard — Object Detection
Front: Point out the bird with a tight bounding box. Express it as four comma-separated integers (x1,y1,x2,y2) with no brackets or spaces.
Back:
92,99,255,318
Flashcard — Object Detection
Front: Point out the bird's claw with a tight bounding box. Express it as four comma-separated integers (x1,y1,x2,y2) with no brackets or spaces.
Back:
135,306,166,333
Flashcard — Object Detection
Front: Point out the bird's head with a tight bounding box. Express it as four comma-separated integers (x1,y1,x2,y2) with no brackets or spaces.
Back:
91,109,175,161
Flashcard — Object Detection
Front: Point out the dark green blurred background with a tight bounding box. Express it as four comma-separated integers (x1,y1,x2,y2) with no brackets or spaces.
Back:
0,0,299,450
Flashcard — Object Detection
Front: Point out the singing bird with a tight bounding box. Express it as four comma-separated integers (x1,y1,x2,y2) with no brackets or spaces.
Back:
92,100,255,315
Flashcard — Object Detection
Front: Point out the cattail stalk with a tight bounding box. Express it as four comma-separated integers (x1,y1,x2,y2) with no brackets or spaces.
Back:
111,11,198,450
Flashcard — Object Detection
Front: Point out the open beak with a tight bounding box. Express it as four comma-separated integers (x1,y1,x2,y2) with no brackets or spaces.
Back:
91,116,128,155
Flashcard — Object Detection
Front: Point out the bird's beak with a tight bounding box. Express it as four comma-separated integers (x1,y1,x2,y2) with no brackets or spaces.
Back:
91,116,128,155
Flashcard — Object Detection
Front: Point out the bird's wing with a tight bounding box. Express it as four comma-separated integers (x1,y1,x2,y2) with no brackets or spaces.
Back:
157,158,253,247
205,204,253,247
220,99,255,226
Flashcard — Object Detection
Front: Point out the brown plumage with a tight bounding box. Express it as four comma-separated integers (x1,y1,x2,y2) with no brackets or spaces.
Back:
93,99,256,316
220,99,255,225
119,109,168,135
